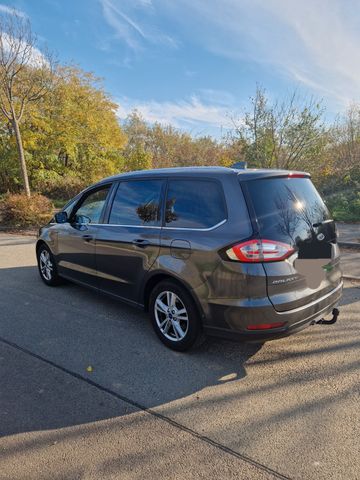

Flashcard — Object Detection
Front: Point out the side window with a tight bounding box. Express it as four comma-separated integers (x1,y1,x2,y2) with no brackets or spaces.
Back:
165,179,226,229
109,180,163,226
72,186,110,224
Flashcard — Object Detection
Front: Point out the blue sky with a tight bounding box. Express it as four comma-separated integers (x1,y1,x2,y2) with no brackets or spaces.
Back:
2,0,360,136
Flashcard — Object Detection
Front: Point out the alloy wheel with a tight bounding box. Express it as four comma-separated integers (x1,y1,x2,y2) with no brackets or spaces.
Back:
154,290,189,341
39,249,53,281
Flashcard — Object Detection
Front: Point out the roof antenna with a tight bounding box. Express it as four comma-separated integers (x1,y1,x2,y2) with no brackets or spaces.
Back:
231,161,247,169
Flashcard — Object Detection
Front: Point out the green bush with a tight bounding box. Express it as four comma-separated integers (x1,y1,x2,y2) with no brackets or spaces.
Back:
325,191,360,222
0,194,54,227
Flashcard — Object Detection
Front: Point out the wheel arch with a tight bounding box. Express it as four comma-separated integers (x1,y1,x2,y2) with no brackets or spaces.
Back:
36,239,48,254
142,271,205,319
36,239,57,260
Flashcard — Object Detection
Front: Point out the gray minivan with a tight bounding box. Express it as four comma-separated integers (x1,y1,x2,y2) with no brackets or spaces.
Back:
36,167,342,351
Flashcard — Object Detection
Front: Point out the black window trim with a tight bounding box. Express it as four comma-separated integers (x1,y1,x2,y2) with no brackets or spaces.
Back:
162,176,228,231
60,193,82,214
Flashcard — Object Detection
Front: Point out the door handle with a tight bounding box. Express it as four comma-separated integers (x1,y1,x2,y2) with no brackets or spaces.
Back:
82,234,93,242
132,238,150,248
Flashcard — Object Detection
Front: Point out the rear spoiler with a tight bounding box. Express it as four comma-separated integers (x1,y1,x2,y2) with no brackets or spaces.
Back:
236,169,311,181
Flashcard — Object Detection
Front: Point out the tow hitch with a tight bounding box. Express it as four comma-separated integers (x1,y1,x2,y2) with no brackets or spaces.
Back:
314,308,339,325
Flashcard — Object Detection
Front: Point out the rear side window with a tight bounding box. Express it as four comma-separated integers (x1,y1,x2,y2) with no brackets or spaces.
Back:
245,177,331,245
109,180,163,226
165,179,226,229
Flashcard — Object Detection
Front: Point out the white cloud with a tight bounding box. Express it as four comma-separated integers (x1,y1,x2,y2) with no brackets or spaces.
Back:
0,5,45,68
1,32,48,68
117,93,238,131
198,89,235,107
100,0,360,128
100,0,145,50
0,4,27,18
136,0,152,6
252,0,360,108
99,0,178,51
157,0,360,109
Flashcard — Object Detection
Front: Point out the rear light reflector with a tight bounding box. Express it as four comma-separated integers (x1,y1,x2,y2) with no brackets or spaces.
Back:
226,239,294,263
247,322,286,330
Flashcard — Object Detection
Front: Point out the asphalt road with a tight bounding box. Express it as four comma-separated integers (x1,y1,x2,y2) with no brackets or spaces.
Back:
0,234,359,480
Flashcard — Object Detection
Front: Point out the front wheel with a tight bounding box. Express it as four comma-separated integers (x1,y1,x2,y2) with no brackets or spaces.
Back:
37,244,62,286
149,280,204,351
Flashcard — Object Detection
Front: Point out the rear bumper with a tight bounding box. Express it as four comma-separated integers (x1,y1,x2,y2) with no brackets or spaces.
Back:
203,281,343,342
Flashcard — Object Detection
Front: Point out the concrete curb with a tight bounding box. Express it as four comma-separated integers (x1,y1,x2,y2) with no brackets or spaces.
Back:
0,227,37,236
343,275,360,284
339,241,360,251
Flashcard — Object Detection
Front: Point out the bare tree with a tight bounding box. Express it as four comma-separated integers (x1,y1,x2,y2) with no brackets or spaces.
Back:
0,10,55,196
231,86,327,170
330,105,360,177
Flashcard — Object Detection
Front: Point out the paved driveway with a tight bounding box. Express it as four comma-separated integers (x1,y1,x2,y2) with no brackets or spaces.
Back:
0,234,359,479
336,222,360,243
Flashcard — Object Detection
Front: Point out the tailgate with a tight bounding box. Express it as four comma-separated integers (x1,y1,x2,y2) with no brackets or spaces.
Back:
244,176,342,312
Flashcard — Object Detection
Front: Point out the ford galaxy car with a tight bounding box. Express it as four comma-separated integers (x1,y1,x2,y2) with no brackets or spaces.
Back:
36,167,342,351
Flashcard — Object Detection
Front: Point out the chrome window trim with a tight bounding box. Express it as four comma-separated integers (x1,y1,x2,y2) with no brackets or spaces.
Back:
90,223,162,229
89,218,227,231
162,218,227,231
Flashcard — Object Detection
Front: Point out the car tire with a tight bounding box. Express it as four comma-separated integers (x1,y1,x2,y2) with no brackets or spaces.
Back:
37,244,62,286
149,280,204,351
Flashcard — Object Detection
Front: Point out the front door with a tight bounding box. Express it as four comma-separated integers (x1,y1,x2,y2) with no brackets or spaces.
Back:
96,179,164,303
57,185,111,287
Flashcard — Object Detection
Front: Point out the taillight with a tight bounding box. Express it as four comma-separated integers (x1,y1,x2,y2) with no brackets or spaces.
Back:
226,239,295,263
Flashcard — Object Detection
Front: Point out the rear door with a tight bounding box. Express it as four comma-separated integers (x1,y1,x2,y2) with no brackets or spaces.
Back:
243,175,342,311
160,177,228,290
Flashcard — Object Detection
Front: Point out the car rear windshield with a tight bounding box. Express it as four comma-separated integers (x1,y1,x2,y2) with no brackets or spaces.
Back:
244,177,332,245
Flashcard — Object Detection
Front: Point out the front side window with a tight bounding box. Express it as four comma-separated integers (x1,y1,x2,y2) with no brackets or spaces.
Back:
165,179,226,229
109,180,163,226
73,186,110,224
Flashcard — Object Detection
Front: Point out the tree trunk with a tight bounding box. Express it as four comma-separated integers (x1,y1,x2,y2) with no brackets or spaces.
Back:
12,117,31,197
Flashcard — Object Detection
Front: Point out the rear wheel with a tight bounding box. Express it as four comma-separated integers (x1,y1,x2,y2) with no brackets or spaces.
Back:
149,280,203,351
37,244,62,286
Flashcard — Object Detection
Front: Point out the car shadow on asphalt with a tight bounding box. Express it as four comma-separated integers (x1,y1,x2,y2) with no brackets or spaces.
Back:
0,265,264,437
1,266,360,480
339,284,360,306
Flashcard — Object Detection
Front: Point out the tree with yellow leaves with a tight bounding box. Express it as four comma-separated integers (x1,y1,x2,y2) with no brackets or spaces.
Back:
0,65,127,195
0,10,55,196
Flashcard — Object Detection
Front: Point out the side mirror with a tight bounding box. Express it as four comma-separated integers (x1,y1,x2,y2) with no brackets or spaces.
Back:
54,211,68,224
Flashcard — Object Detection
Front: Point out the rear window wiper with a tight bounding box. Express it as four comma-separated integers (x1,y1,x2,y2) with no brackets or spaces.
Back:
312,219,334,228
